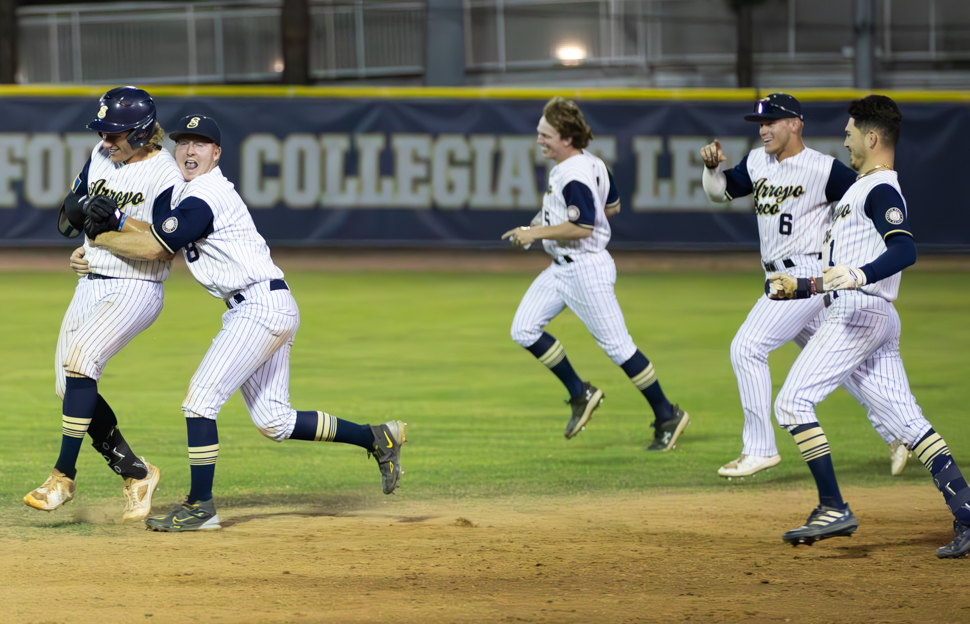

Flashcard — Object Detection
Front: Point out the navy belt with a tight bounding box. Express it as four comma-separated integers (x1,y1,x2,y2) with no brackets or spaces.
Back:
87,273,115,280
552,255,574,266
823,292,840,308
227,279,288,308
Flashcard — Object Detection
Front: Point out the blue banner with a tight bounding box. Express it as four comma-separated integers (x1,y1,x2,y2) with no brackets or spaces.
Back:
0,94,967,250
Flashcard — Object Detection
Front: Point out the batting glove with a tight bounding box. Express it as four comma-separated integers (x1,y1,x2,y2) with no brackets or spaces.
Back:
765,273,798,300
823,265,868,291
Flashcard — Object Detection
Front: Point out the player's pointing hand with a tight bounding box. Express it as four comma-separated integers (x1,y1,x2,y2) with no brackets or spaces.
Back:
701,140,726,169
502,226,536,248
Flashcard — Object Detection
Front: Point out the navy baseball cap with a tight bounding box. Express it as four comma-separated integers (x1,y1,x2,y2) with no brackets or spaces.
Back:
169,115,221,146
744,93,804,122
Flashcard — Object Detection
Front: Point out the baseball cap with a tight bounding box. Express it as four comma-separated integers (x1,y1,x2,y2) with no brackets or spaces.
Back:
744,93,804,122
169,115,221,146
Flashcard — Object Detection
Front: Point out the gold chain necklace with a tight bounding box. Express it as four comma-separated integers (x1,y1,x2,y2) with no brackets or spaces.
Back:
857,164,894,179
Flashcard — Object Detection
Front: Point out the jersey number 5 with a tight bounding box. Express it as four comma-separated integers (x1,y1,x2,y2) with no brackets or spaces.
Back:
779,213,793,236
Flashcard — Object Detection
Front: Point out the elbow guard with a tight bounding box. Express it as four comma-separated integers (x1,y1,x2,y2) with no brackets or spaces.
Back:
57,193,86,239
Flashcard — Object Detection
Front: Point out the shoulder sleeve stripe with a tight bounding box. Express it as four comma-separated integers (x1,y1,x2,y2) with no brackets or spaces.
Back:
884,229,914,240
150,225,176,254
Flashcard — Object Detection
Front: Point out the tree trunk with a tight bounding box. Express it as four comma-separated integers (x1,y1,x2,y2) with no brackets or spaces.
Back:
281,0,310,85
0,0,17,83
735,2,754,88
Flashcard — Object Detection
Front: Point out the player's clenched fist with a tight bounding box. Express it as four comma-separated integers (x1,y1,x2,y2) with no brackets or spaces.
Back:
823,265,868,291
765,273,798,300
700,139,727,169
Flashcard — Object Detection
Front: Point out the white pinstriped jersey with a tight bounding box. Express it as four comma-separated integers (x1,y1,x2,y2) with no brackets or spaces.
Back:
823,170,906,302
169,167,283,299
541,149,612,257
727,147,850,265
80,143,182,281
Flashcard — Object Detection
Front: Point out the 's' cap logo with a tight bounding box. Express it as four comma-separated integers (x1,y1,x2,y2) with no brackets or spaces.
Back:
187,117,201,129
97,105,108,119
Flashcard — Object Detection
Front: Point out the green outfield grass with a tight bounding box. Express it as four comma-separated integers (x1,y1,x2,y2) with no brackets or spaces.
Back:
2,267,968,511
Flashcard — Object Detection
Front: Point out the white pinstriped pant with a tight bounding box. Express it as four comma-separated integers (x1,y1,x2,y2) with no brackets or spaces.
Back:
732,292,896,457
182,283,301,442
510,250,638,365
775,291,932,448
55,277,164,399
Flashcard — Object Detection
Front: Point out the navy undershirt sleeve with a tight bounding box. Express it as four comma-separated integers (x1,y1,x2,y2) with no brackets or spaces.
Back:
859,183,916,283
71,159,91,196
825,159,857,203
723,154,753,200
860,235,917,284
151,196,215,253
561,181,596,228
605,169,619,207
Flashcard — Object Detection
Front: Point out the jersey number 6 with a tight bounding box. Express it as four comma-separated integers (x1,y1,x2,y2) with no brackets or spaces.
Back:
779,213,793,236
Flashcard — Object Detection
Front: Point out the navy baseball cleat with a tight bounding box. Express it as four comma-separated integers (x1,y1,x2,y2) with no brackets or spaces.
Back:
646,404,690,451
145,498,221,532
564,382,604,439
370,420,407,494
936,520,970,559
783,504,858,546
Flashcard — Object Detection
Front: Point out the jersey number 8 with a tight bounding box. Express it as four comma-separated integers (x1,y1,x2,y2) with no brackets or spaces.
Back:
185,242,200,263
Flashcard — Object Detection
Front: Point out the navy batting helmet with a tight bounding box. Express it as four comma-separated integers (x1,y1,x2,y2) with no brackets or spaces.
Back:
87,86,157,150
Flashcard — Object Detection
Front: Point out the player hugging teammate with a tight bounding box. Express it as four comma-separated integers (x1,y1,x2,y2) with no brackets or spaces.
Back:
701,93,907,480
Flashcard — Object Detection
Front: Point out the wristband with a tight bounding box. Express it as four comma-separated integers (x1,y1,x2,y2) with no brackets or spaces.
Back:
118,214,128,231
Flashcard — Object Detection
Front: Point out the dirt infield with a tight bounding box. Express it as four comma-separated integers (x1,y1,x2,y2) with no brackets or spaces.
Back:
4,485,967,623
4,246,970,273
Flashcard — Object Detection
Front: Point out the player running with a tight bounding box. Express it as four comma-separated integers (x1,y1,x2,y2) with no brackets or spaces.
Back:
502,96,688,451
701,93,907,479
25,87,181,522
766,95,970,558
85,115,405,531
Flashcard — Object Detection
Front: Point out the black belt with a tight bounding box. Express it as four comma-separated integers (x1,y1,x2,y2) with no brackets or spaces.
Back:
762,253,822,273
763,258,795,272
87,273,115,280
227,279,289,308
823,292,840,308
552,255,574,266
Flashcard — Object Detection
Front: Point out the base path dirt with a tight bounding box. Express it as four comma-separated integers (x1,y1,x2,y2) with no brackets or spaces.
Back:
3,485,967,623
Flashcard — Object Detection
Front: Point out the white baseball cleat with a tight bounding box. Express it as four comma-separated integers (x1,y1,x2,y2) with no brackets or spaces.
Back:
889,440,910,477
718,454,781,479
24,469,76,511
122,459,161,522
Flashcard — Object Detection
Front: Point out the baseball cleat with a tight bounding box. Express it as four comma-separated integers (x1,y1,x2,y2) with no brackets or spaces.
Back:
24,469,76,511
782,504,858,546
889,440,910,476
145,498,221,532
646,405,689,451
718,454,781,478
564,382,604,439
936,520,970,559
122,459,161,522
370,420,407,494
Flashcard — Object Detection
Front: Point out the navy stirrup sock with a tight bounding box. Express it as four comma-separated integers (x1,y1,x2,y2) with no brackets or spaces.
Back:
526,332,584,399
790,423,845,509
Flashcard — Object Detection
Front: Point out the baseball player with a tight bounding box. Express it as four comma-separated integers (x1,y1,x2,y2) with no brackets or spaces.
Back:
87,115,405,531
701,93,908,479
502,97,688,451
766,95,970,558
24,87,182,522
